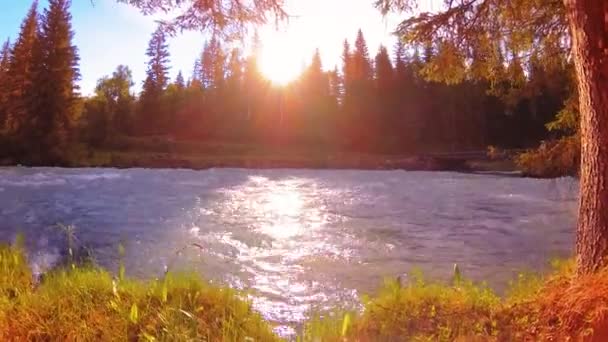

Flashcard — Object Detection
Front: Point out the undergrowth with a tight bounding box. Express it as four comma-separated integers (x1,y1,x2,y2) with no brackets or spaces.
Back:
2,239,608,341
516,135,580,178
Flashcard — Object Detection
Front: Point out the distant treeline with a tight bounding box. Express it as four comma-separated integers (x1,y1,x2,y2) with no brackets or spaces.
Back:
0,0,572,165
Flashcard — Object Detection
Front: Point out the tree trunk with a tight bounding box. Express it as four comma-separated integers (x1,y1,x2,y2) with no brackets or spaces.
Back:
564,0,608,274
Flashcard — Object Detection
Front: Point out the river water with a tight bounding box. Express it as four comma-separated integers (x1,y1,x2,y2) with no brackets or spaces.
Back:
0,167,577,335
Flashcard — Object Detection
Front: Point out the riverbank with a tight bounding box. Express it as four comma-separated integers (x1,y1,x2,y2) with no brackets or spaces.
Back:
80,150,511,172
1,242,606,341
1,137,518,173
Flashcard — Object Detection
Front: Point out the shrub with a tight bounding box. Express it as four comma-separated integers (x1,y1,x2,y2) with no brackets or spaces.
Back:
516,135,579,177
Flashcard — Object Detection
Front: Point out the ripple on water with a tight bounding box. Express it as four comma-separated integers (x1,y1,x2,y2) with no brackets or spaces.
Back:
0,168,578,337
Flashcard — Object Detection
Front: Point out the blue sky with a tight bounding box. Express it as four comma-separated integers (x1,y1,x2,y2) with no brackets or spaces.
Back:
0,0,405,95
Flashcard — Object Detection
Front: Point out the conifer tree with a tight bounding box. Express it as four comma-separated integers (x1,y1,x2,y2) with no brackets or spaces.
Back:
5,1,39,137
301,49,331,142
0,39,11,129
375,45,393,90
32,0,80,162
139,26,170,134
226,48,243,90
393,39,407,78
350,29,374,149
340,39,353,116
175,71,185,90
191,58,202,88
244,32,263,121
374,45,395,142
353,29,372,82
225,48,244,123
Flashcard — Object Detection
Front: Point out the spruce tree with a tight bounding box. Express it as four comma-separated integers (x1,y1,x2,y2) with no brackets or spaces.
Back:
139,26,170,134
374,45,395,142
301,49,330,143
33,0,80,162
353,29,372,81
350,29,374,150
340,39,353,114
226,48,243,90
0,39,11,130
374,45,393,88
5,1,39,137
144,27,170,91
244,32,263,121
225,48,244,124
200,36,225,91
393,39,407,78
175,71,185,90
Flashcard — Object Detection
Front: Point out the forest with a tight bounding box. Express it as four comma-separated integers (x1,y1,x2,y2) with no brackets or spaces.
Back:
3,0,608,340
0,0,574,169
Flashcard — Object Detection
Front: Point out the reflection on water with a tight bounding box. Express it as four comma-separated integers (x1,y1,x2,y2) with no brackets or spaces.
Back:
0,168,578,336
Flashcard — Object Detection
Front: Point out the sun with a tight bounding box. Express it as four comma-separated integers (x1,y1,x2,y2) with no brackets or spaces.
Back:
258,29,305,85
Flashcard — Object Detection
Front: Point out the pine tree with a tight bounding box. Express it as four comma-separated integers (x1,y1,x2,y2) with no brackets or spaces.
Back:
226,48,244,107
350,29,374,150
32,0,80,162
340,39,353,113
375,45,393,88
300,49,331,142
353,29,372,81
226,48,243,89
393,39,407,78
140,26,170,134
329,66,342,103
306,49,325,92
0,39,11,130
175,71,185,90
199,36,225,91
244,32,263,121
191,58,202,88
144,27,170,92
374,45,395,142
5,1,39,137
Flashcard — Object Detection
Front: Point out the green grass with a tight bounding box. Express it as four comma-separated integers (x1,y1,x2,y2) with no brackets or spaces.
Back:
0,242,279,341
2,239,607,341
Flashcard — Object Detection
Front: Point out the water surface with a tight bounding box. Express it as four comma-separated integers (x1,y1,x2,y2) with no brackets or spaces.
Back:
0,167,577,335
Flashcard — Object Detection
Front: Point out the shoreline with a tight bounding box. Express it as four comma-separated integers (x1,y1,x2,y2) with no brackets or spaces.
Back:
1,151,520,174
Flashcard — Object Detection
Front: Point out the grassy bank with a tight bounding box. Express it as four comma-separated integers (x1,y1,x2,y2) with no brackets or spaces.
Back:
19,137,514,173
0,241,279,341
2,241,607,341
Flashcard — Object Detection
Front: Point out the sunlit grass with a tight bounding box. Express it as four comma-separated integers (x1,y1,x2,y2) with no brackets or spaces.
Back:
300,260,608,341
1,238,606,341
0,242,279,341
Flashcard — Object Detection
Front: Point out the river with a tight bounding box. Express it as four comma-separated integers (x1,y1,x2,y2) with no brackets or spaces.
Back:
0,167,577,335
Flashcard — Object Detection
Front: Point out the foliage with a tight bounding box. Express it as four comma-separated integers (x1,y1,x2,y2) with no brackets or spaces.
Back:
4,1,39,139
82,65,135,145
0,3,573,167
376,0,568,86
1,0,80,165
516,135,580,177
33,0,81,163
377,0,579,176
116,0,287,39
546,93,579,134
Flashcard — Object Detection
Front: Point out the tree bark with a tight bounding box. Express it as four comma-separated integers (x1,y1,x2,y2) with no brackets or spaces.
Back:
564,0,608,274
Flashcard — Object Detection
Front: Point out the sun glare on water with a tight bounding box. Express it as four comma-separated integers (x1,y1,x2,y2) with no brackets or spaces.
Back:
258,28,306,85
